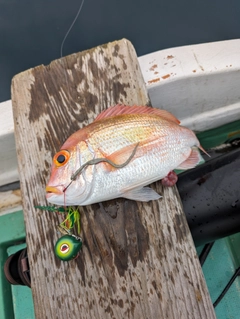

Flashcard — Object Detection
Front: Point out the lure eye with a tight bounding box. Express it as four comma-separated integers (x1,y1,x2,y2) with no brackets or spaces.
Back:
53,150,70,167
54,235,82,261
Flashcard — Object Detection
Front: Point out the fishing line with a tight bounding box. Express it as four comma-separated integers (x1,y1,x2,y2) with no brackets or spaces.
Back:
57,0,86,206
60,0,85,58
71,143,139,180
60,0,85,101
63,143,139,192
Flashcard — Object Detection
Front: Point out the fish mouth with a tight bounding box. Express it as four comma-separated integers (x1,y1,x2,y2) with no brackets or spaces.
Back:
46,185,63,197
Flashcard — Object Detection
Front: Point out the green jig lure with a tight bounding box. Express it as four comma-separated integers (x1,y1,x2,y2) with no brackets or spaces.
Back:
36,205,83,261
55,233,82,261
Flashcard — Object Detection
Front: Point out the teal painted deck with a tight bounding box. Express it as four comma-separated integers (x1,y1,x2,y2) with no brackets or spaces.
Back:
0,211,34,319
197,235,240,319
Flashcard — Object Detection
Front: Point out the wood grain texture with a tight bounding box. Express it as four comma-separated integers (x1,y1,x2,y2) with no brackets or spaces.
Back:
11,39,216,319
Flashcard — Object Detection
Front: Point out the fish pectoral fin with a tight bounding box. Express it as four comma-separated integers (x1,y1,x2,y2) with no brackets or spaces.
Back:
99,143,139,172
176,147,204,170
122,186,162,202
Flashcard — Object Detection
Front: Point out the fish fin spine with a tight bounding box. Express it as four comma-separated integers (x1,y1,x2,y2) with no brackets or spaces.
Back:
198,144,210,157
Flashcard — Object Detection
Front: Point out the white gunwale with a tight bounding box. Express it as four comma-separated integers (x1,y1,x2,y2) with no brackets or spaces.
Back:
1,39,240,187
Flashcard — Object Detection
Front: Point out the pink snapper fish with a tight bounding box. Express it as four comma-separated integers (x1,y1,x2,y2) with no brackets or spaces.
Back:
46,104,207,206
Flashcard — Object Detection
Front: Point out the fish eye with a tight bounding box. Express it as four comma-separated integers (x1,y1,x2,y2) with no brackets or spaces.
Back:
57,154,66,163
53,150,70,167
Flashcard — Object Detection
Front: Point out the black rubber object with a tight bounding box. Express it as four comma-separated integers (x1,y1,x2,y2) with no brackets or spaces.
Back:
177,143,240,246
4,248,31,287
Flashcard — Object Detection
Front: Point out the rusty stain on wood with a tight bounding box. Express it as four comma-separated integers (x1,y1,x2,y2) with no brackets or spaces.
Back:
11,38,216,319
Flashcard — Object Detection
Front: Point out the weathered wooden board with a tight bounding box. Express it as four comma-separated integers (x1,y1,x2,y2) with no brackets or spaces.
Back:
11,39,216,319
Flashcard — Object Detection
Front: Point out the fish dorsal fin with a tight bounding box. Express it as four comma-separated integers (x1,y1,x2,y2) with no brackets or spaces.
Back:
94,104,180,124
